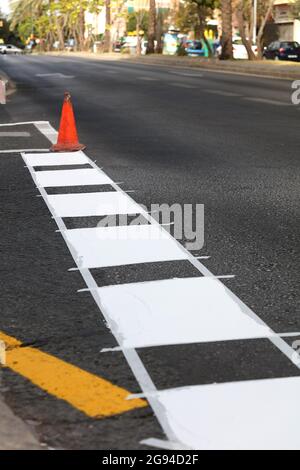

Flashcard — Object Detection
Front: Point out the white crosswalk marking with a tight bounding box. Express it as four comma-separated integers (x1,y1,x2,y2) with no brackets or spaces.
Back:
19,121,300,450
65,225,188,269
98,278,273,348
35,168,112,188
148,377,300,450
47,192,143,217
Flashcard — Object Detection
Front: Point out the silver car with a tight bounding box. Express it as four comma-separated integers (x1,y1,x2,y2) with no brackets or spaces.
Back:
0,44,23,55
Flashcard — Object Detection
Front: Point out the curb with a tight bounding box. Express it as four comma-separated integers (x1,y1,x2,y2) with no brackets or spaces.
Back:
126,57,300,81
0,69,16,97
41,52,300,81
0,394,42,450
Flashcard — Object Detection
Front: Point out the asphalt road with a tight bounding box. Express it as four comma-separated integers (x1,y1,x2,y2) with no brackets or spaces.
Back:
0,54,299,450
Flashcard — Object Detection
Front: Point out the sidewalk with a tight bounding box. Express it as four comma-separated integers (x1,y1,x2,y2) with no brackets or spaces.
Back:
43,51,300,80
0,69,16,98
0,394,41,450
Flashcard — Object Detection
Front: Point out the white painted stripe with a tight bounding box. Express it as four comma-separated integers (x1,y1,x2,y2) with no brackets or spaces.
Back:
137,77,159,81
0,149,49,154
36,73,74,78
64,225,188,269
35,168,112,188
47,191,143,217
141,438,190,450
97,277,273,349
149,377,300,449
170,83,196,89
23,151,89,167
170,72,203,77
0,121,49,127
0,132,30,137
244,97,290,106
34,122,57,144
204,89,241,97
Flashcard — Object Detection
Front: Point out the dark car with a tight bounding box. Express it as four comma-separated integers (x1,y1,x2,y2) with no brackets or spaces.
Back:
263,41,300,61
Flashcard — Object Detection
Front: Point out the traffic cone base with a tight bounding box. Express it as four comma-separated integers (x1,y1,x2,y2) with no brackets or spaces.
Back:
50,91,85,152
51,142,86,152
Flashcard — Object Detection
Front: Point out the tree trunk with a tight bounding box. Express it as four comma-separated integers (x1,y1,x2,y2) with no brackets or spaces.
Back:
136,15,142,55
103,0,112,53
220,0,233,60
197,5,213,58
156,9,163,54
256,0,274,58
147,0,156,54
55,17,65,51
78,7,85,51
236,1,256,60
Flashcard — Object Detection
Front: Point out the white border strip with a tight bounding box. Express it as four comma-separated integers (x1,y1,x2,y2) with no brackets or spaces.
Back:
0,149,49,154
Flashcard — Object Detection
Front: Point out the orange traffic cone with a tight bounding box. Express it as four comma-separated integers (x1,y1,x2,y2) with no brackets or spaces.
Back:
51,92,85,152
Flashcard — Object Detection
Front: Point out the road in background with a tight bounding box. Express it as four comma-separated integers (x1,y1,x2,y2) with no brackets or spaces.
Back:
0,54,299,449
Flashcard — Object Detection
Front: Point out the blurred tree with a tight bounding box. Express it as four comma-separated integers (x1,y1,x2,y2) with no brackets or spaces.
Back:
10,0,103,51
256,0,275,58
174,0,217,57
190,0,217,57
220,0,233,59
146,0,156,53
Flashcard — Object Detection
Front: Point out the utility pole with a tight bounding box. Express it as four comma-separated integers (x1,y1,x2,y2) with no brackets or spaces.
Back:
252,0,257,44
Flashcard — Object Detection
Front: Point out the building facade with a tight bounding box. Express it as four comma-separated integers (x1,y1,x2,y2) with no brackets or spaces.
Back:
273,0,300,42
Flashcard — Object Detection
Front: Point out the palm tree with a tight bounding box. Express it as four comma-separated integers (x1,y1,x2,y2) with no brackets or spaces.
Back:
220,0,233,59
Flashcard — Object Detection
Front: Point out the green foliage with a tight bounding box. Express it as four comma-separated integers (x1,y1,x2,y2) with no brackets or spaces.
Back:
0,8,22,45
126,11,149,33
176,43,188,56
175,3,199,33
10,0,105,48
189,0,219,8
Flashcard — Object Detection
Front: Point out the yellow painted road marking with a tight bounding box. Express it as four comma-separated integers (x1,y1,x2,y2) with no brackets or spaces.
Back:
0,331,147,418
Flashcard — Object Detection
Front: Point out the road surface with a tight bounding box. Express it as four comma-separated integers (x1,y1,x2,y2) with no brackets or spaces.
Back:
0,54,299,450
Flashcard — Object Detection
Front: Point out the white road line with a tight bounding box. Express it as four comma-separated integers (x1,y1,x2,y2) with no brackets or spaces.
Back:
0,132,30,137
34,122,57,144
0,149,49,154
244,97,291,106
35,73,74,79
137,77,159,81
204,89,241,97
170,72,203,78
0,121,49,127
170,83,196,89
20,121,300,450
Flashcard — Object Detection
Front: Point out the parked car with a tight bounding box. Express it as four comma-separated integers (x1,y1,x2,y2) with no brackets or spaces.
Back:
232,37,257,59
263,41,300,61
0,44,23,55
216,37,257,59
185,40,205,57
